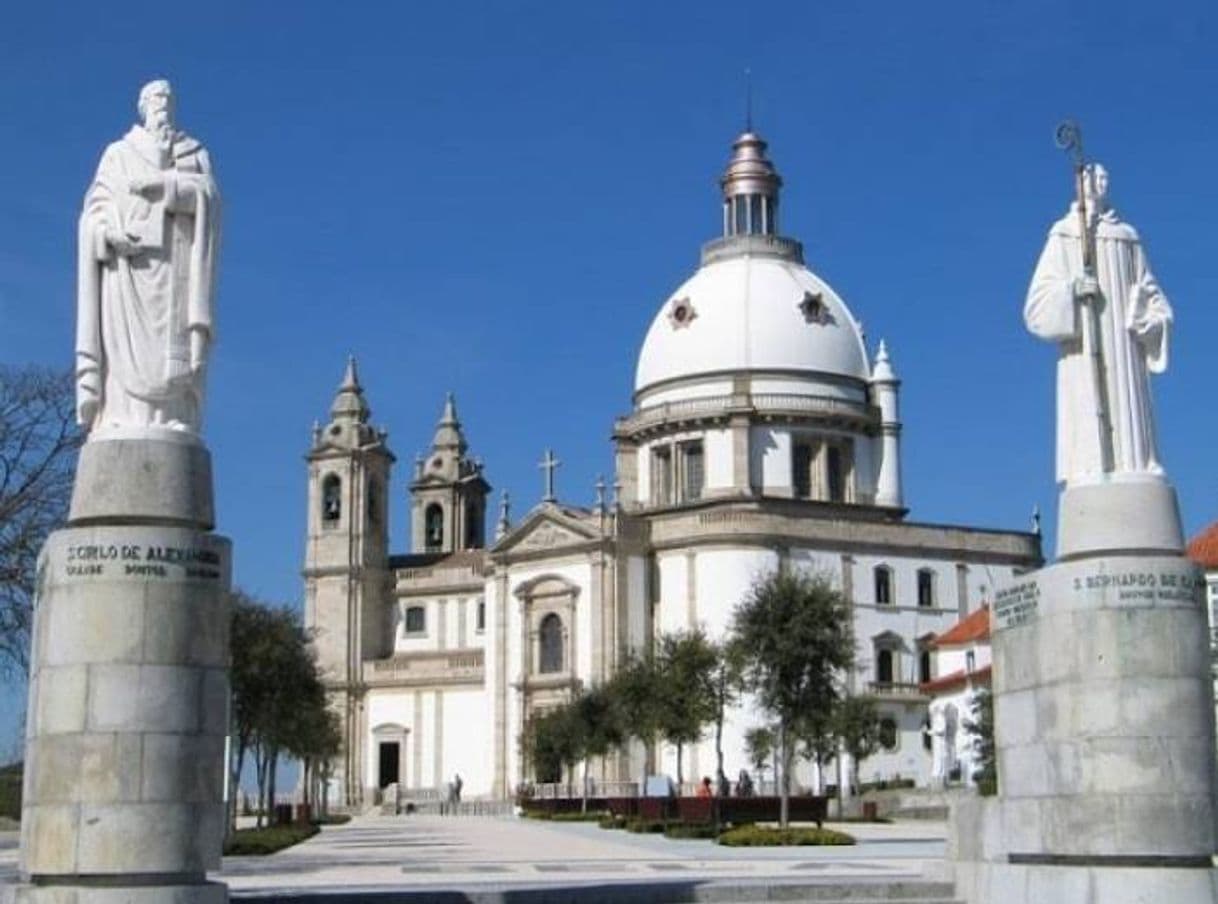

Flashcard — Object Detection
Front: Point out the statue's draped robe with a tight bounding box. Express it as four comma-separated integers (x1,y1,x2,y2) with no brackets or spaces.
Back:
1024,205,1170,485
77,125,219,433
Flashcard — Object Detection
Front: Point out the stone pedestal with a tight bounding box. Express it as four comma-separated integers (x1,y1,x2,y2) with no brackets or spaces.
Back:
12,436,231,904
951,550,1218,903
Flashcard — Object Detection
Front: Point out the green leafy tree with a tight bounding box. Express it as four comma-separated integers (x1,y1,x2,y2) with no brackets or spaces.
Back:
964,689,997,795
834,695,882,807
296,705,342,818
0,366,81,677
524,701,586,794
795,708,837,795
710,640,744,786
228,593,328,828
573,684,623,810
607,650,664,781
731,569,854,826
744,725,774,783
655,629,719,787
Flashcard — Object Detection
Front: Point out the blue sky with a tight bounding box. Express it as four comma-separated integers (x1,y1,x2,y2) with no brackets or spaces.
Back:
2,1,1216,747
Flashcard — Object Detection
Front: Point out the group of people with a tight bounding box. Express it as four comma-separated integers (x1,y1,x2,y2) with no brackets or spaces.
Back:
695,769,755,798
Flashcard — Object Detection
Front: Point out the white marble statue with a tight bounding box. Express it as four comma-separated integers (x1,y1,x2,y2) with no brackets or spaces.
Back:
1024,163,1171,485
76,79,220,437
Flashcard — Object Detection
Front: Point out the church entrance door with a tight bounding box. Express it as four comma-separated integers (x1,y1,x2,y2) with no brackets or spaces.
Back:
378,741,400,788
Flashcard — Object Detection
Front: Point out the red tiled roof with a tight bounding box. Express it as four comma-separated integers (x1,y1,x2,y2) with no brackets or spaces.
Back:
1187,521,1218,570
920,664,992,695
930,605,991,648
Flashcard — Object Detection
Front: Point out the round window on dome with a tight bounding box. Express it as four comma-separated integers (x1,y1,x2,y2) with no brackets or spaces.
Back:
667,296,697,330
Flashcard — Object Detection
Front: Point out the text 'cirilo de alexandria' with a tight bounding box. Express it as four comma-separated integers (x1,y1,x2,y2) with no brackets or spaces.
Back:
76,79,220,438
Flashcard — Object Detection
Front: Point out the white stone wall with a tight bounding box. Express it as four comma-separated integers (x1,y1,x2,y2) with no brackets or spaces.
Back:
704,428,734,492
392,593,486,654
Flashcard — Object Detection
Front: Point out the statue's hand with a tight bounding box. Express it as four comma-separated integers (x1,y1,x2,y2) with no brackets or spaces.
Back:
76,371,101,428
104,228,142,257
128,176,165,199
1073,275,1101,300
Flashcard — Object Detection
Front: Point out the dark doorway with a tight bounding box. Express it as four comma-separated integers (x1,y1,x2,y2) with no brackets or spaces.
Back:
378,741,400,787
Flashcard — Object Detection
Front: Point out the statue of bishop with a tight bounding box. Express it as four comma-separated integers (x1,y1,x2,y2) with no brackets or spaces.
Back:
1024,163,1171,486
76,79,220,437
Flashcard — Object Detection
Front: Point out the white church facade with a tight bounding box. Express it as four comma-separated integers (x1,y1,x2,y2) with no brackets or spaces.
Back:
302,129,1042,806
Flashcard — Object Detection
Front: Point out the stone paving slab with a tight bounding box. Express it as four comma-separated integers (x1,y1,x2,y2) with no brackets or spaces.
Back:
0,815,950,899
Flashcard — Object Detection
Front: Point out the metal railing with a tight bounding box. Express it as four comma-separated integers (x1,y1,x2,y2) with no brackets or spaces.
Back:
528,780,640,799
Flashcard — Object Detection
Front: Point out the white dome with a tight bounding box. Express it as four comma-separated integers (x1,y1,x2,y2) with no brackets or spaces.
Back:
634,254,870,397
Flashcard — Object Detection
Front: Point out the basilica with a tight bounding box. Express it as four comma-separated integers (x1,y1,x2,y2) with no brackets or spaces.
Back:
302,129,1042,806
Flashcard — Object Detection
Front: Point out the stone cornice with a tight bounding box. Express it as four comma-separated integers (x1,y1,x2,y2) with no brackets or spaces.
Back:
615,390,880,441
643,501,1041,565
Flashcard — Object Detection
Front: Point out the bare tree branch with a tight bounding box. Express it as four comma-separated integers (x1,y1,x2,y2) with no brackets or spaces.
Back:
0,365,81,677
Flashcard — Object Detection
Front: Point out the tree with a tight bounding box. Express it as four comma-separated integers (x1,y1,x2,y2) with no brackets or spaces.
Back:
731,569,854,826
524,702,585,795
834,695,882,807
794,708,836,795
228,592,329,828
744,725,774,783
0,366,81,676
296,705,342,818
607,650,664,782
573,684,623,811
655,629,719,788
709,639,743,787
964,688,997,795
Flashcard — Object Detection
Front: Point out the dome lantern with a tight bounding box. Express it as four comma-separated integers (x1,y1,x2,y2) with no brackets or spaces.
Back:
719,131,782,238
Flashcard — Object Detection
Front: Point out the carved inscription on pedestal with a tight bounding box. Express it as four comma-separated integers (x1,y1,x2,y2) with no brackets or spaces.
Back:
60,541,223,582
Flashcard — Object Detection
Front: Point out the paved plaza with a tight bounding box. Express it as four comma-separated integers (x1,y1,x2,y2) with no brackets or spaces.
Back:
1,814,948,899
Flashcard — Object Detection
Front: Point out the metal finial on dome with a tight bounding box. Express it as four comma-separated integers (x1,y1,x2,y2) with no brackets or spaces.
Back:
744,67,753,133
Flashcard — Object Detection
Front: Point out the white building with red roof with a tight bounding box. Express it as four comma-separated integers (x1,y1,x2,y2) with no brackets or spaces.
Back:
920,605,992,788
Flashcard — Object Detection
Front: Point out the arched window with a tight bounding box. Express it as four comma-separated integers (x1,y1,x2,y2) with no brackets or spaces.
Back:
879,717,899,751
322,474,341,524
874,566,892,605
876,648,894,684
538,613,563,674
404,605,426,635
917,568,936,607
424,503,444,551
476,600,486,633
464,501,482,549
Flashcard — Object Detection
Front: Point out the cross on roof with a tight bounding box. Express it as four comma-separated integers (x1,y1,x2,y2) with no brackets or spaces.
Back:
538,448,561,503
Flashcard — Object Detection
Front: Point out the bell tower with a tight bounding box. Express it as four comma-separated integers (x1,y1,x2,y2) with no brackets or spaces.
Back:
410,393,490,553
303,357,393,806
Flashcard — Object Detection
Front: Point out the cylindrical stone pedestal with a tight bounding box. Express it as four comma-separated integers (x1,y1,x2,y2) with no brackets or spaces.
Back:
14,436,231,904
952,553,1218,903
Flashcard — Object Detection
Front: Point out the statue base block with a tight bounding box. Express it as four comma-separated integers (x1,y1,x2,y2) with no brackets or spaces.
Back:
1057,477,1183,560
950,552,1218,903
69,436,214,529
17,525,230,895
